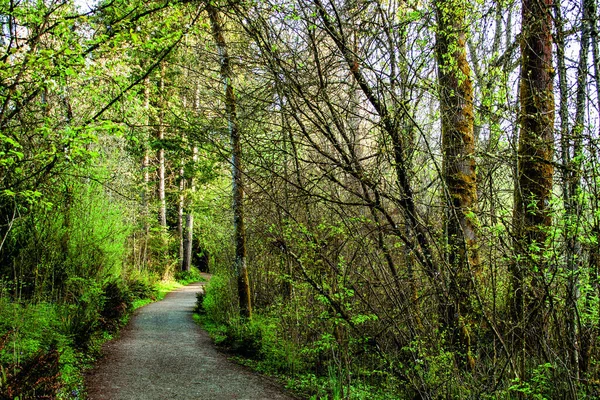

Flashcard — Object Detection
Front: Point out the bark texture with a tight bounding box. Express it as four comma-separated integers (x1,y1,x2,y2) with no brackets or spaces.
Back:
207,4,252,319
178,163,185,270
182,147,197,273
435,0,480,368
182,214,193,272
157,63,167,228
512,0,554,361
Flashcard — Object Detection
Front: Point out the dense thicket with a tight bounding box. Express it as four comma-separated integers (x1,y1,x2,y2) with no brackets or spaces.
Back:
1,0,599,397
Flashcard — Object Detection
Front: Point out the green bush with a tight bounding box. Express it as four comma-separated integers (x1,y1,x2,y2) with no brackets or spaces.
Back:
127,277,157,301
202,273,236,325
0,298,81,398
0,344,62,399
59,303,100,351
222,319,263,358
195,291,206,314
100,280,133,332
174,267,204,285
0,270,165,399
59,278,103,350
1,178,130,302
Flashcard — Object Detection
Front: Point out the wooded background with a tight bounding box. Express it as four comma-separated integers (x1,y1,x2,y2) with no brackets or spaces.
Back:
1,0,599,397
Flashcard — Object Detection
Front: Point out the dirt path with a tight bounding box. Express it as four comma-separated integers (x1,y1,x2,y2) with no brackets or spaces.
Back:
85,280,294,400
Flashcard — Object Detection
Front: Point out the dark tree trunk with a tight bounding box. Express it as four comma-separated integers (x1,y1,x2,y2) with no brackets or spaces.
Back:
512,0,555,372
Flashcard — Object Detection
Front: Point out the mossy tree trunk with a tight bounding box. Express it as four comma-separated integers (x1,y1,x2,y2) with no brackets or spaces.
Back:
435,0,480,369
512,0,554,373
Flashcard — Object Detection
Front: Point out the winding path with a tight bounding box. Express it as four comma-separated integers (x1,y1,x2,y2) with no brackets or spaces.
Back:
85,280,294,400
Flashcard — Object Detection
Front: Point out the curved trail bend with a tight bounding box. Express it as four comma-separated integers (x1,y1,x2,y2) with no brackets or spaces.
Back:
85,280,294,400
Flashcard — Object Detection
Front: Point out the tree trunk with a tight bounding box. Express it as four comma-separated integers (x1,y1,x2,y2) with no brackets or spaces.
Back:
157,63,167,229
512,0,554,370
207,4,252,319
583,0,600,376
182,214,193,272
182,146,197,272
434,0,480,369
140,76,152,270
178,161,185,270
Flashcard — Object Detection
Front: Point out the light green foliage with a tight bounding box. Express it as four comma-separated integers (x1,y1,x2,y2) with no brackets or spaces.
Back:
5,177,130,300
202,273,236,325
508,363,555,400
1,0,219,397
0,271,184,398
198,267,401,399
192,177,234,272
400,338,474,399
0,0,92,211
174,267,206,285
2,0,600,397
0,298,90,398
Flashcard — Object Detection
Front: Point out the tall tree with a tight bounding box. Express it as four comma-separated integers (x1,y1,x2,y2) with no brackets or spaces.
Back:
182,147,197,272
564,0,592,378
207,4,252,318
434,0,480,368
512,0,555,366
156,62,168,228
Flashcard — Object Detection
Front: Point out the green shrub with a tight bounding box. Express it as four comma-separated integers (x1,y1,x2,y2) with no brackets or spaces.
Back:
174,267,204,285
1,178,131,302
195,291,206,314
222,319,263,358
202,273,235,325
100,280,133,332
0,298,83,398
59,303,99,351
127,278,157,301
59,278,103,350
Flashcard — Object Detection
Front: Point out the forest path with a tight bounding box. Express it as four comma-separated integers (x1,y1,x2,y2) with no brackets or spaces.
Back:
85,278,294,400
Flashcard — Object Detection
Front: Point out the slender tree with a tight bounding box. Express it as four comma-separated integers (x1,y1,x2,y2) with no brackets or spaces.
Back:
207,3,252,318
182,147,197,272
178,159,185,269
155,63,168,228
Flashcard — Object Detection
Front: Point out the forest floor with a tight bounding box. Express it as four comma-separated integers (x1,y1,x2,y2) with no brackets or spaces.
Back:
84,277,294,400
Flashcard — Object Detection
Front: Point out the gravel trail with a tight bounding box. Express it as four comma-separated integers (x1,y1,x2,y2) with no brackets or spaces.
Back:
85,280,294,400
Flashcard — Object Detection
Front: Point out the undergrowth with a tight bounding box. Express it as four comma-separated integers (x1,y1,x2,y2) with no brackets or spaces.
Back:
194,273,399,400
0,273,195,399
174,267,206,286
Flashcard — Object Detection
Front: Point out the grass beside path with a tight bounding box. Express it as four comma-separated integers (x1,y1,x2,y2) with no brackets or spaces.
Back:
133,268,208,310
132,281,183,310
0,268,208,399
